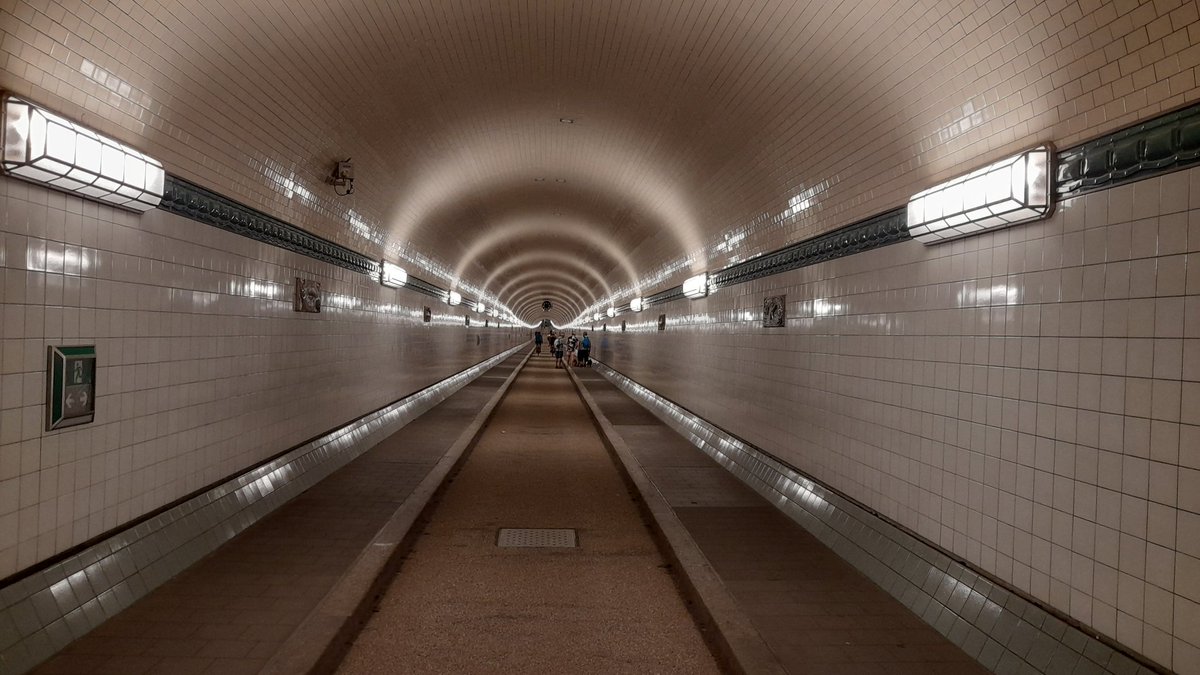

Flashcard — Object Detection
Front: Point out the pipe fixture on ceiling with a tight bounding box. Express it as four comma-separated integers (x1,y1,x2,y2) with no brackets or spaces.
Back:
327,158,354,196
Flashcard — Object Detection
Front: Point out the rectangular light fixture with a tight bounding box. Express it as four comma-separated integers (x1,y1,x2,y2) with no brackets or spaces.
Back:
2,95,164,212
907,145,1051,244
682,272,708,299
447,290,462,305
380,261,408,288
629,297,643,312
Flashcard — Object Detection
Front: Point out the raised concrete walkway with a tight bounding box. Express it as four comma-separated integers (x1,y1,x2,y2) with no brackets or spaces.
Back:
31,352,527,675
571,365,989,675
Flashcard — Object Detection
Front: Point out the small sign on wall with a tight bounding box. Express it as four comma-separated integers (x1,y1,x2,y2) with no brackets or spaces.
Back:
621,320,626,332
47,345,96,430
465,316,471,326
763,295,786,328
423,306,432,322
657,314,666,331
294,278,322,312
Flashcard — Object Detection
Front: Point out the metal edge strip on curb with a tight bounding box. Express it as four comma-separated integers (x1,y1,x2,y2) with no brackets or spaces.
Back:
0,343,528,675
564,365,786,675
588,360,1163,675
261,347,535,675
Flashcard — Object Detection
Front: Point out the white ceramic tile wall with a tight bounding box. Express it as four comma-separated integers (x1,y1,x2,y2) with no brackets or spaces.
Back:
4,0,1199,315
0,174,525,581
595,166,1200,674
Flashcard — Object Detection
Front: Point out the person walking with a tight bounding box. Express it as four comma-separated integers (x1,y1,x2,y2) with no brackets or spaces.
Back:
579,332,591,366
553,334,565,368
567,332,578,366
534,331,543,355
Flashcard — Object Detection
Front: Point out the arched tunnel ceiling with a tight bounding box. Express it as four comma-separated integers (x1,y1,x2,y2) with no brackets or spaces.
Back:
0,1,1186,322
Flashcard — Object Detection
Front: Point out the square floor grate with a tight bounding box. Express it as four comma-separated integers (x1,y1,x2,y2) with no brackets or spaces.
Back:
496,528,577,548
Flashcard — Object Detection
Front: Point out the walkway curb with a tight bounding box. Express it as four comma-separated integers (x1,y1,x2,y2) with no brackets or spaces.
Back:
262,348,534,675
565,366,786,675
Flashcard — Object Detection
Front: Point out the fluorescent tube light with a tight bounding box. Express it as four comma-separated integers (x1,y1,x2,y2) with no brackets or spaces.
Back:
2,95,164,212
682,272,708,299
907,145,1052,244
380,261,407,287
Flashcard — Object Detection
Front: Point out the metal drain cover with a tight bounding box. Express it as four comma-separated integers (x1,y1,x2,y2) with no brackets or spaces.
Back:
497,528,577,548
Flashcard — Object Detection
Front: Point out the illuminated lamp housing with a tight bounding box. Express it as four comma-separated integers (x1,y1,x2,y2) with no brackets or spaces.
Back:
477,303,488,314
606,307,616,318
907,145,1052,244
2,95,164,212
629,297,644,312
447,290,462,305
682,272,709,299
380,261,408,288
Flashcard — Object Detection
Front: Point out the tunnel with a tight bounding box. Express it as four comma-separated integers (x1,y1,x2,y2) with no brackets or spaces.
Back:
0,1,1199,673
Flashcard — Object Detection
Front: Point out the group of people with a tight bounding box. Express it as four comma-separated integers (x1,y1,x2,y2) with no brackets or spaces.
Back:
533,330,591,369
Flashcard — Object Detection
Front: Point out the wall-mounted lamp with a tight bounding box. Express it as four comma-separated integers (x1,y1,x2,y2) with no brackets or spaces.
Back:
380,261,407,288
606,307,616,318
477,302,488,314
1,95,164,212
629,298,644,312
592,312,601,321
327,158,354,196
447,290,462,306
907,145,1052,244
682,272,709,299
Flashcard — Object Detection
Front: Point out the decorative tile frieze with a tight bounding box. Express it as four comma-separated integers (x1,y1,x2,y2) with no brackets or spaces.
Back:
159,176,379,276
1056,102,1200,197
762,295,785,328
710,208,910,290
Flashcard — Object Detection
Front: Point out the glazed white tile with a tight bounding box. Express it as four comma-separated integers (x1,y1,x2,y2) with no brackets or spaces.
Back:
595,166,1200,673
0,175,526,579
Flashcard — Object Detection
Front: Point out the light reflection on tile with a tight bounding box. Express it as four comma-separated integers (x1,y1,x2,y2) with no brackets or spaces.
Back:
592,166,1200,673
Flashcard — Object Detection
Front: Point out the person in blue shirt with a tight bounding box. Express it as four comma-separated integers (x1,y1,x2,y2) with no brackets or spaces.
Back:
579,333,591,367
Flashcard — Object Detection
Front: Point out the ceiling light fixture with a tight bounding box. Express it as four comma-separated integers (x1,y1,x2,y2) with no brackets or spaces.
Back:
606,307,616,318
380,261,408,288
629,298,644,312
907,145,1052,244
1,95,164,212
682,272,709,299
447,290,462,306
